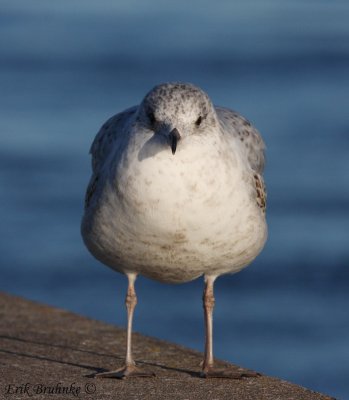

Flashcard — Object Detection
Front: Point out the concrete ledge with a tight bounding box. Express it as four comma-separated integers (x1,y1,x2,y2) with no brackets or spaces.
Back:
0,292,334,400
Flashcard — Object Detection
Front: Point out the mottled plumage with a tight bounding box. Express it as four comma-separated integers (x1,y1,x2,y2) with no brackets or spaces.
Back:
85,89,267,221
216,107,265,174
81,83,268,378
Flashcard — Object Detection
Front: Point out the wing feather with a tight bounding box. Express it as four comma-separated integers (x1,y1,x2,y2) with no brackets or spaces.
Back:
216,107,267,212
84,106,137,209
89,106,137,173
216,107,266,174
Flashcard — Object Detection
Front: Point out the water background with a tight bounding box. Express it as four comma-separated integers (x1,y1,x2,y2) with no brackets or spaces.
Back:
1,1,349,398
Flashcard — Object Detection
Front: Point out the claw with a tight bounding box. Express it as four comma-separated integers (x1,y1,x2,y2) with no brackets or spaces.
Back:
95,365,155,379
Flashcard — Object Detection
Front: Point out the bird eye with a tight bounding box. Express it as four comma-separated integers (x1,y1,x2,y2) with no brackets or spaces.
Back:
195,116,203,126
148,112,156,125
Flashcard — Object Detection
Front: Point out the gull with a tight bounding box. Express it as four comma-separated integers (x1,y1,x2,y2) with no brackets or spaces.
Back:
81,82,267,378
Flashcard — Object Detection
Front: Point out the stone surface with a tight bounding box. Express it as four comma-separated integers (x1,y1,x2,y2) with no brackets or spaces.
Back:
0,292,334,400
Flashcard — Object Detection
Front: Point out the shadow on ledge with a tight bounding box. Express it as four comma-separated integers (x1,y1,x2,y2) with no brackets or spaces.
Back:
0,292,335,400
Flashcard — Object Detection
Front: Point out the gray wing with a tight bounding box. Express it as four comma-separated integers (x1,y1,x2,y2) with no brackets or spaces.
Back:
216,107,267,213
84,106,137,209
216,107,266,174
89,106,138,173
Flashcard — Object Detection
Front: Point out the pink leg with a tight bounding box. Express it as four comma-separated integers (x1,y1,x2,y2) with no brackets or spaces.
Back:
202,275,215,373
201,275,259,379
96,273,154,379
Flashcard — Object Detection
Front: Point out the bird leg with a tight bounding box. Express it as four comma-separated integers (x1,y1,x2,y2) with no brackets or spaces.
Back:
201,275,216,375
201,275,259,379
96,273,154,378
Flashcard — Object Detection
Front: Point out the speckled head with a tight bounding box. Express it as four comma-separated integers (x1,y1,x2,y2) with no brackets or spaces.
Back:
137,82,217,154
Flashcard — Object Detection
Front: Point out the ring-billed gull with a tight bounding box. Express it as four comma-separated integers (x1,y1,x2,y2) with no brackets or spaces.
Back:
81,82,267,378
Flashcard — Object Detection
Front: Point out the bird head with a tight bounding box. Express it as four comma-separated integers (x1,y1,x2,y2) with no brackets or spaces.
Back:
138,82,217,154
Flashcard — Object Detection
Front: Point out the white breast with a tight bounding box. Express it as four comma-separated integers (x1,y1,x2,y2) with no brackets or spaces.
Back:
82,131,267,283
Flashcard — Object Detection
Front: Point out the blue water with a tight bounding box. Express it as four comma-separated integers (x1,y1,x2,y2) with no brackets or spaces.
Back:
1,1,349,398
